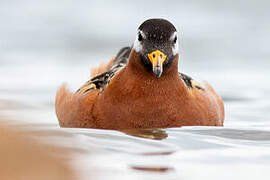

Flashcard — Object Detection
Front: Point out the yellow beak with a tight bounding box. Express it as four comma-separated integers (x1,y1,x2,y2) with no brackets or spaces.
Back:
147,50,167,78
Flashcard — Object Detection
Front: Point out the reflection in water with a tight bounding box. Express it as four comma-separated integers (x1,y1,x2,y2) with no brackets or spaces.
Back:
131,166,174,172
142,151,174,156
122,128,168,140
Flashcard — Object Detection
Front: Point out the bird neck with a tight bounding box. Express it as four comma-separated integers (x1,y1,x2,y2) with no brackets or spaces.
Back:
112,50,185,95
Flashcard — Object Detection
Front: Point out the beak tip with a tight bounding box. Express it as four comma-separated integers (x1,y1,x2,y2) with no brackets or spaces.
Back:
153,67,162,79
155,75,161,79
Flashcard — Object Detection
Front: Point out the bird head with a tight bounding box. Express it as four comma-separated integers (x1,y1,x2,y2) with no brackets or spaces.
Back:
133,19,179,78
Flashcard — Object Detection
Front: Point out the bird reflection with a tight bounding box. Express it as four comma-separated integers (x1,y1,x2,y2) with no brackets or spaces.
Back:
121,128,168,140
131,166,174,172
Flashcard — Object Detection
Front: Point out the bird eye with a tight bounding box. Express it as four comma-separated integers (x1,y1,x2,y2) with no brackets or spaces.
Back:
173,36,177,43
138,33,143,41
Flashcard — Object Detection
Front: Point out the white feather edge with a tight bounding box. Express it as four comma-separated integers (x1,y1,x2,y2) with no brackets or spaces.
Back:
170,31,179,56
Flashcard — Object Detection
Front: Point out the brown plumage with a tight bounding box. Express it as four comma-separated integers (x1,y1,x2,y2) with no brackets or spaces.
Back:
55,19,224,130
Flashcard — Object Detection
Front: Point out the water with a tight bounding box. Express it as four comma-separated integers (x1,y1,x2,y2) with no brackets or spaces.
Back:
1,0,270,179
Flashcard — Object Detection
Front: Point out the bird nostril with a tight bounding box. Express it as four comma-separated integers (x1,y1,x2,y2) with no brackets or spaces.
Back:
160,54,163,58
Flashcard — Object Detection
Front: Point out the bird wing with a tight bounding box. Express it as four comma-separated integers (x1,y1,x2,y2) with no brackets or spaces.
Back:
179,72,204,90
76,47,131,94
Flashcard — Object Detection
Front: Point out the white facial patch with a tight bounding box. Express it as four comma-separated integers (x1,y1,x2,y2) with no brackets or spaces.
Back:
170,31,179,56
133,30,145,53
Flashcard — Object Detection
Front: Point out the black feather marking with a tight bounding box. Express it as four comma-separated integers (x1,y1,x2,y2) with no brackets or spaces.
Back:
179,73,204,90
76,46,131,94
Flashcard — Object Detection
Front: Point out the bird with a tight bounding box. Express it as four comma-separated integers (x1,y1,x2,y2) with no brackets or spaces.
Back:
55,18,224,130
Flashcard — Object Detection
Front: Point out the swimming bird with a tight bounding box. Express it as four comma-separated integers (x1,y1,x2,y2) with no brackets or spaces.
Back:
55,18,224,130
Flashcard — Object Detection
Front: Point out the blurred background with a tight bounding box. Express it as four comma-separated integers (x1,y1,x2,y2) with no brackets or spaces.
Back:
1,1,270,179
1,0,270,85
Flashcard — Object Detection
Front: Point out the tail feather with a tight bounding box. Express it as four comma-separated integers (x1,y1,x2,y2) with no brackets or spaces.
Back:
55,85,98,128
205,82,225,125
55,85,77,127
